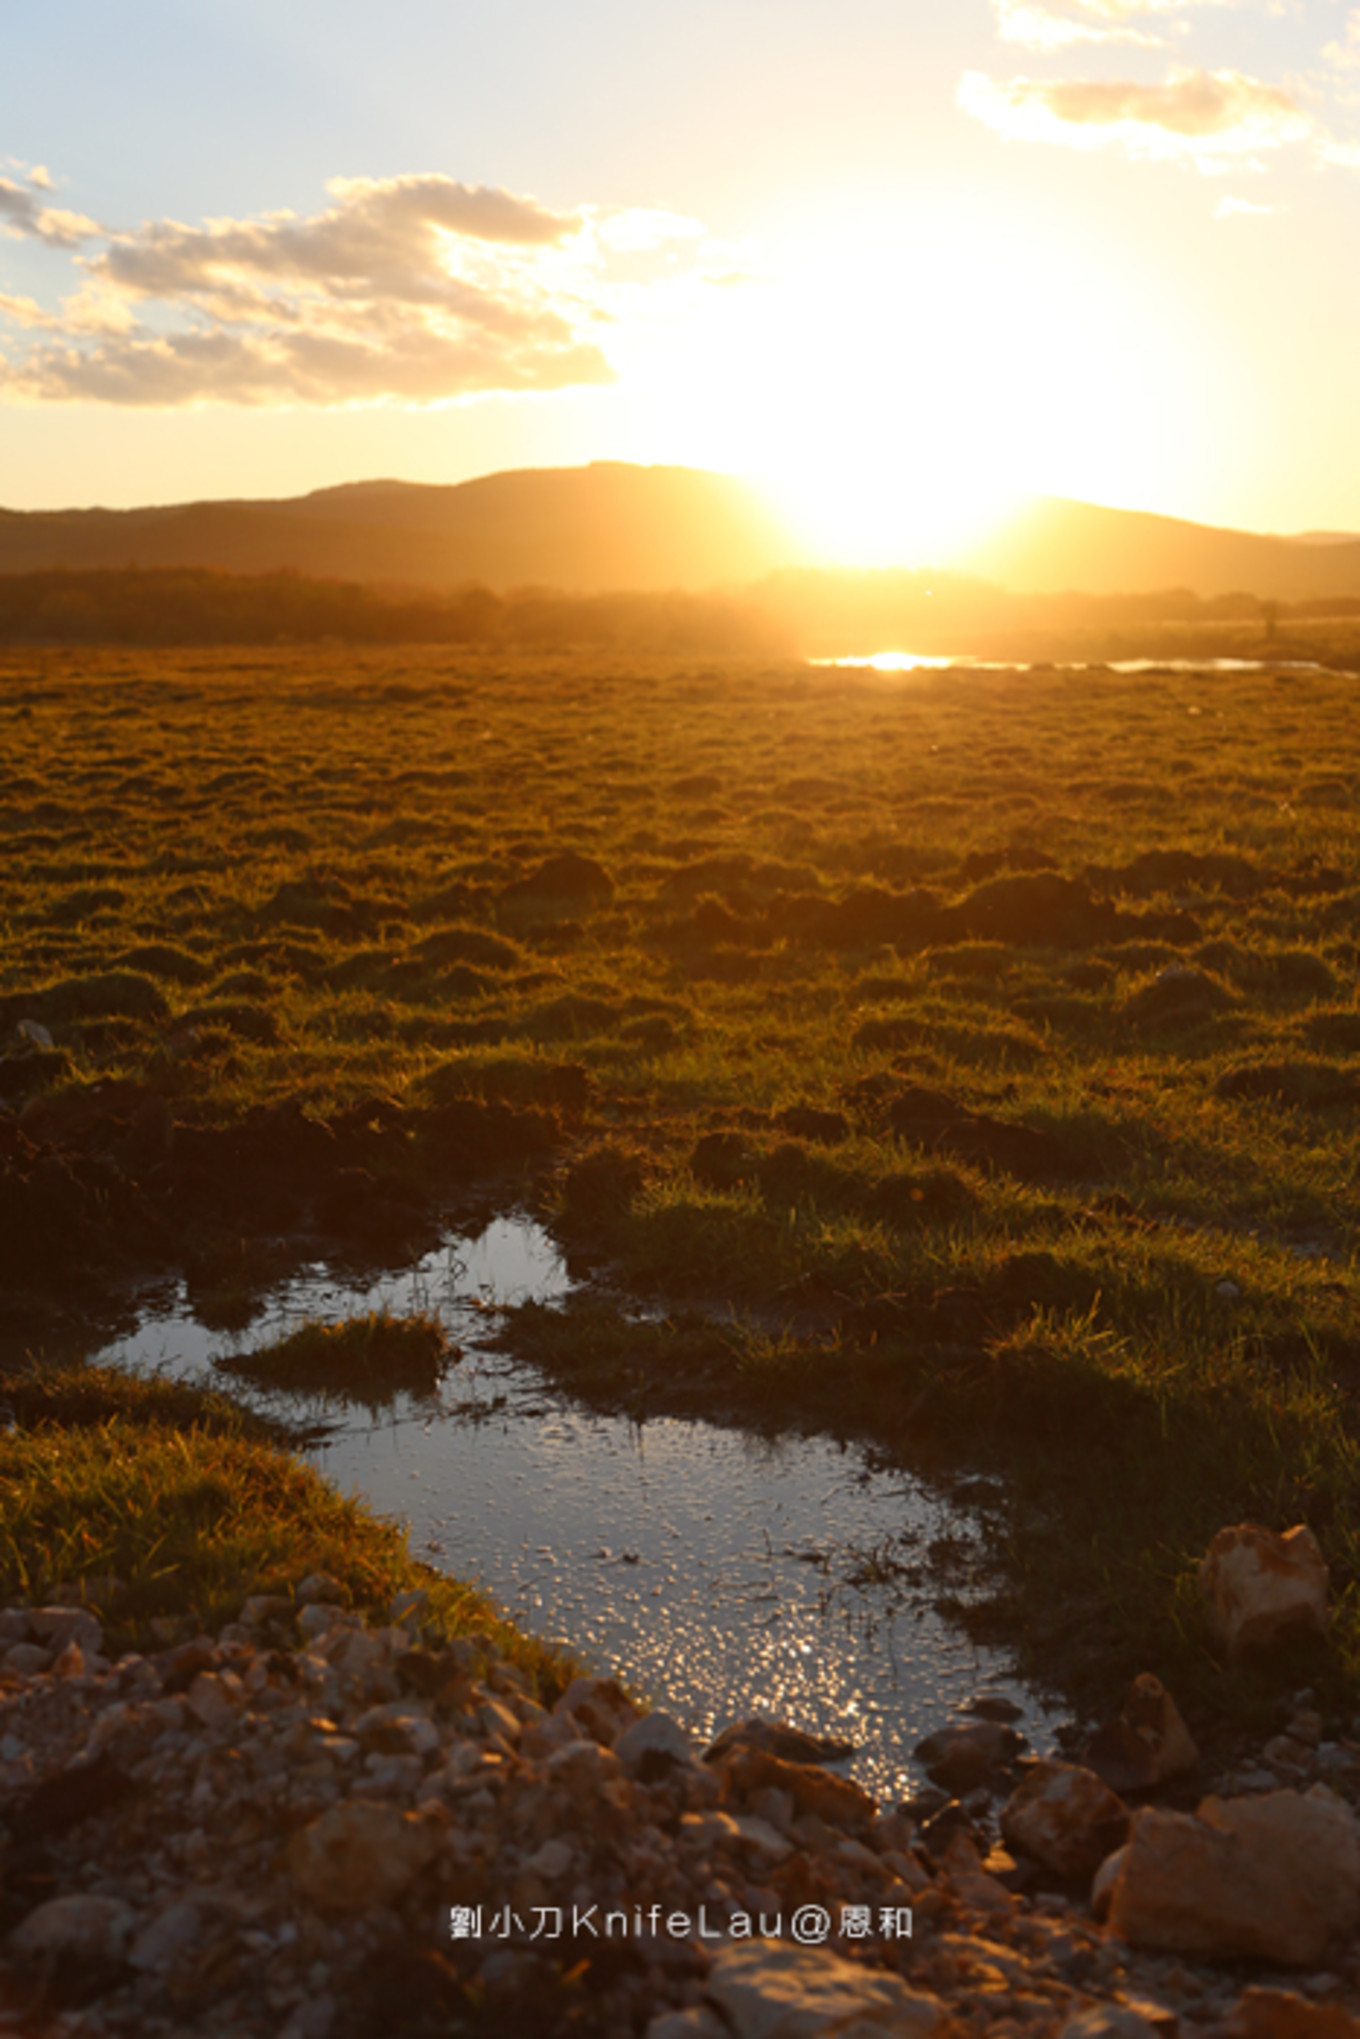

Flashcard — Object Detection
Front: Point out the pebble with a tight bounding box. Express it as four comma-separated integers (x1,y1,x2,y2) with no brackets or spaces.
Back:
4,1596,1360,2037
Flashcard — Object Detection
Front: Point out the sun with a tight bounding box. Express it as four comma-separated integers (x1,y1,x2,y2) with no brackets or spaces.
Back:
620,190,1209,569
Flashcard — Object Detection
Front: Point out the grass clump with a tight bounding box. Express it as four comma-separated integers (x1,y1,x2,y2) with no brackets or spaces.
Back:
215,1309,455,1406
0,1363,573,1697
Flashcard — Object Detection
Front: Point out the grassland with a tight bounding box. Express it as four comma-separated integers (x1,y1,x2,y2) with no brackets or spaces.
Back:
3,642,1360,1723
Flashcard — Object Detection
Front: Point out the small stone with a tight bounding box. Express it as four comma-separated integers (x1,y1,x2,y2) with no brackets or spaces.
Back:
1225,1988,1360,2039
129,1900,203,1972
1085,1674,1200,1795
645,2011,731,2039
706,1942,947,2039
9,1893,135,1962
298,1603,342,1641
1061,2011,1161,2039
914,1720,1024,1792
523,1838,574,1879
703,1717,857,1765
286,1799,445,1909
615,1711,696,1777
4,1642,53,1676
1000,1760,1130,1880
240,1594,294,1627
28,1606,103,1657
553,1674,641,1746
296,1573,348,1606
186,1671,240,1731
1199,1524,1329,1661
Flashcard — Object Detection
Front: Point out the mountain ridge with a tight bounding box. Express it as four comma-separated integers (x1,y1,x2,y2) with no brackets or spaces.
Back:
3,463,1360,600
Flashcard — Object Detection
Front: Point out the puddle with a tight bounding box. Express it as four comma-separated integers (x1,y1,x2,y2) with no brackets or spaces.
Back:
810,652,1327,676
95,1216,1062,1802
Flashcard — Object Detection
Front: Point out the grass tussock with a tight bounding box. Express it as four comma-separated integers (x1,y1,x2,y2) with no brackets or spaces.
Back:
0,1364,574,1697
215,1308,456,1406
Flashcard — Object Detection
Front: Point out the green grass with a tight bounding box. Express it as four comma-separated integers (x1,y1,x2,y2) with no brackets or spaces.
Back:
215,1308,456,1407
0,1364,575,1697
5,644,1360,1719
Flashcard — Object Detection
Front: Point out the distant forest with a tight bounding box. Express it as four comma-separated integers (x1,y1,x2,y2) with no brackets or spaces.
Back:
2,563,1359,659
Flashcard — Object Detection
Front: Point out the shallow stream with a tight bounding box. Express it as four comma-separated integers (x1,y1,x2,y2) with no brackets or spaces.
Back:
95,1216,1061,1803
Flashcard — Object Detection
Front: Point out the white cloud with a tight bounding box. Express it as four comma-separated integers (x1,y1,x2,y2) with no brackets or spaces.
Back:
1213,192,1282,214
959,64,1315,167
995,3,1168,51
0,172,725,407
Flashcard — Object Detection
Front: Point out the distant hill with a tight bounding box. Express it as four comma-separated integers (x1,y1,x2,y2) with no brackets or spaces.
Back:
0,464,807,593
960,496,1360,601
4,464,1360,600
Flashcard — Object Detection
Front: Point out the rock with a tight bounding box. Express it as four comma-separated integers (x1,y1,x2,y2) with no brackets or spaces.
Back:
3,1642,53,1675
186,1670,240,1730
553,1674,640,1746
705,1941,947,2039
1200,1524,1329,1660
27,1605,103,1657
1084,1673,1200,1793
128,1900,203,1973
721,1744,876,1829
704,1717,857,1766
646,2011,731,2039
9,1893,136,1962
913,1720,1024,1793
1105,1788,1360,1964
296,1572,348,1606
285,1799,445,1909
1224,1988,1360,2039
939,1831,1017,1917
1060,2011,1162,2039
1000,1760,1130,1880
615,1711,696,1778
962,1694,1024,1723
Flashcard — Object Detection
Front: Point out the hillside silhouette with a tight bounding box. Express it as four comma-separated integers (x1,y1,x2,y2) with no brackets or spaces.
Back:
962,495,1360,601
0,464,806,592
3,464,1360,600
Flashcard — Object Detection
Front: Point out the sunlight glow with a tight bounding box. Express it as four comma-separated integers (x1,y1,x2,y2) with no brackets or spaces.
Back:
614,192,1212,569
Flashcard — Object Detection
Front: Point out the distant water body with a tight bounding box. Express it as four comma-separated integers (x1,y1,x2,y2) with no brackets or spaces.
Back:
809,652,1327,675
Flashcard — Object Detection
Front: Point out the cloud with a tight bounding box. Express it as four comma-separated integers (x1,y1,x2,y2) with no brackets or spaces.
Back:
959,64,1315,166
0,172,722,407
0,173,99,248
993,2,1168,51
1213,192,1282,215
991,0,1248,47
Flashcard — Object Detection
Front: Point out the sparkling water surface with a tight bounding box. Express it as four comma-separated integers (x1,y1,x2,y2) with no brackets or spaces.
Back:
95,1216,1061,1802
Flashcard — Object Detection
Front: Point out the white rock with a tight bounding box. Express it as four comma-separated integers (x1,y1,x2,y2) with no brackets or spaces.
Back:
1000,1760,1129,1880
523,1838,575,1880
706,1943,947,2039
1106,1788,1360,1964
9,1894,135,1962
1200,1524,1329,1661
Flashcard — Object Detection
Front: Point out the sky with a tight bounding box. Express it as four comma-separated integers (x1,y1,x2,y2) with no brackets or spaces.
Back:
3,0,1360,562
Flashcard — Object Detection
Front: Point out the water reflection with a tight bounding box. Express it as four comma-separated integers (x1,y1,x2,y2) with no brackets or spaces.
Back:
94,1215,1058,1801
